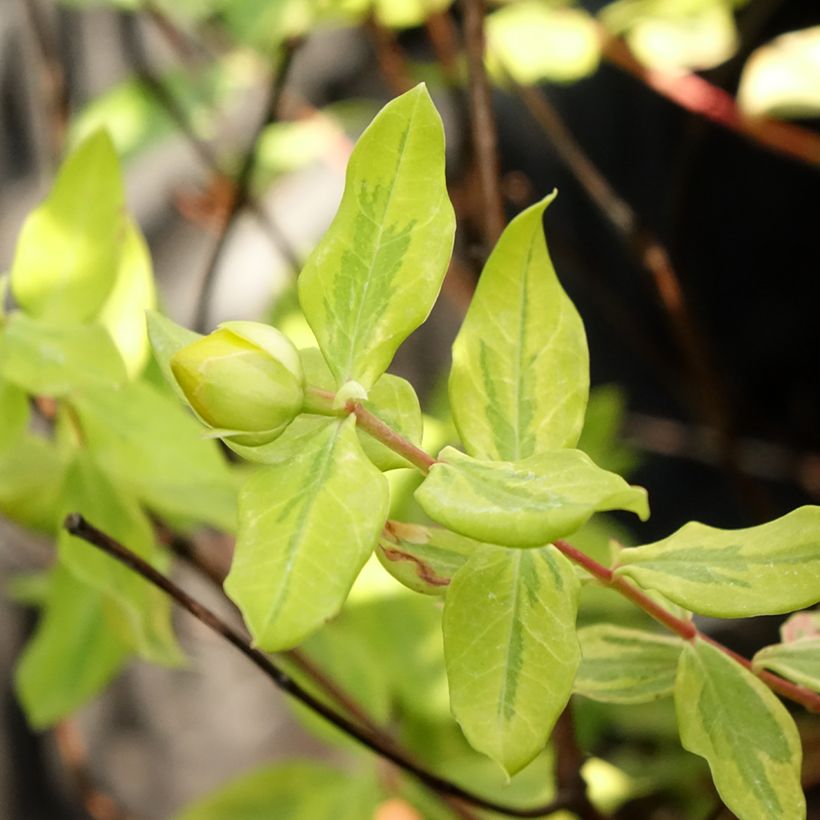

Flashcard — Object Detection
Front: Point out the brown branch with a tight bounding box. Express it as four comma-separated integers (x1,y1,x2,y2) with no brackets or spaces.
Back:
65,514,580,818
552,706,606,820
598,28,820,168
193,36,302,332
364,14,414,95
460,0,505,245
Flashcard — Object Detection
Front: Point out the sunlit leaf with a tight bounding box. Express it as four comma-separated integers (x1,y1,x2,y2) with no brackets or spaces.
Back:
416,446,649,548
450,194,588,461
443,544,580,775
615,506,820,617
675,639,805,819
298,84,455,389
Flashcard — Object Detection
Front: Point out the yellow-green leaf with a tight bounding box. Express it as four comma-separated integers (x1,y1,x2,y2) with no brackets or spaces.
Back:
753,638,820,693
675,639,805,820
298,84,455,389
443,544,580,775
449,194,588,461
0,378,29,455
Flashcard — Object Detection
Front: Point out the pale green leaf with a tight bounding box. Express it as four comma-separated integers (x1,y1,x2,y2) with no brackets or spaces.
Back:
615,506,820,617
98,220,157,378
0,378,29,454
576,384,638,476
225,416,389,650
575,625,682,704
753,639,820,693
0,312,126,395
72,380,237,532
58,453,183,666
11,130,125,321
450,194,589,461
15,565,129,729
443,544,580,775
376,520,481,595
146,310,202,404
175,762,381,820
675,639,805,820
416,446,649,548
298,84,455,389
5,570,53,606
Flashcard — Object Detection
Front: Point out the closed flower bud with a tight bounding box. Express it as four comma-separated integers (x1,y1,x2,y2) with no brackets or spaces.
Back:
171,321,304,446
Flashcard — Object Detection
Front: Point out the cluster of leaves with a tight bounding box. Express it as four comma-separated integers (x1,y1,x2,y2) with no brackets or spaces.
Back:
3,33,820,820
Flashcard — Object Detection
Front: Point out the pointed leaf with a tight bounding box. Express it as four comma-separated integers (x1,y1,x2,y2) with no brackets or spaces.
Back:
416,446,649,548
574,625,682,704
11,130,125,321
449,196,589,462
225,416,389,650
675,639,805,820
58,453,183,665
753,639,820,693
298,84,455,388
376,520,480,595
15,566,129,729
443,544,580,775
0,313,126,396
615,506,820,617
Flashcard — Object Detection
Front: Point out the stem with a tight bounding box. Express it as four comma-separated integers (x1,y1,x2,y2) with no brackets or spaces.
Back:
552,539,820,713
64,514,577,819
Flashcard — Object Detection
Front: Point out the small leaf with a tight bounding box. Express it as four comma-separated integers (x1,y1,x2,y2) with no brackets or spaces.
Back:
175,762,381,820
574,625,682,704
11,130,125,322
0,313,127,396
298,84,455,389
0,378,29,455
376,520,480,595
72,381,237,532
450,193,589,461
146,310,202,404
225,416,389,650
614,506,820,617
15,565,129,729
443,544,580,775
753,639,820,693
98,220,157,377
58,453,183,666
675,639,805,820
416,446,649,548
780,610,820,643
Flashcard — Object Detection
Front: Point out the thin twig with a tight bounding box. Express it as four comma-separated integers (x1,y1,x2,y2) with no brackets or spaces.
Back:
65,514,580,818
193,37,303,332
459,0,505,245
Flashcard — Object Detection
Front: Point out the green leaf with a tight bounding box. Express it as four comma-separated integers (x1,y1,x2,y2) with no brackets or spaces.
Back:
416,446,649,548
753,639,820,693
443,544,581,775
98,220,157,378
58,453,183,666
0,378,29,454
376,520,480,595
574,625,682,704
449,193,588,461
72,381,237,532
614,506,820,617
225,416,389,650
675,639,805,820
0,313,126,396
298,84,455,389
15,565,129,729
175,762,381,820
146,310,202,404
10,130,125,322
300,347,424,471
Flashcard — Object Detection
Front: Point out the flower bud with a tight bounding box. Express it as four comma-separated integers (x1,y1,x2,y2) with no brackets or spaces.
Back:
171,321,304,446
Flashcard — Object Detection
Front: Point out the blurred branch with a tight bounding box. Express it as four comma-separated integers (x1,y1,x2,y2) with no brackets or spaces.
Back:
553,706,605,820
365,14,414,95
193,37,302,332
460,0,505,245
598,27,820,169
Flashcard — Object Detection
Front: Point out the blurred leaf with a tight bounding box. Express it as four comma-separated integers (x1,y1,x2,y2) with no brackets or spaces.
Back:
738,27,820,119
0,313,126,396
11,130,124,322
577,385,638,476
15,565,129,729
0,378,29,455
779,609,820,643
5,570,53,607
488,4,600,84
373,0,452,29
